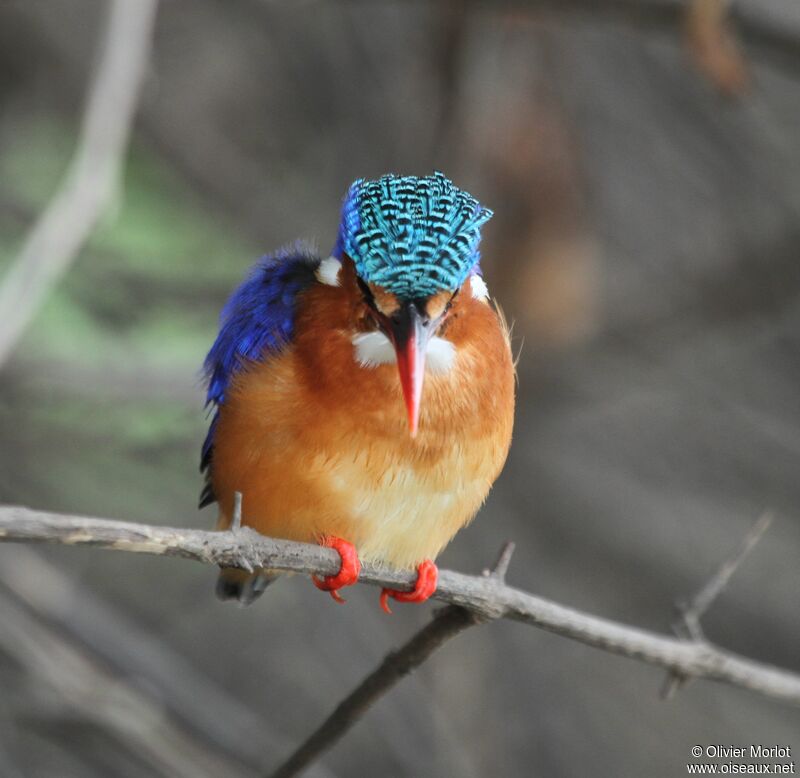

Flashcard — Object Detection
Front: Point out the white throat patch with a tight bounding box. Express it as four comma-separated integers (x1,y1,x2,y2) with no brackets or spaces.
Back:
352,331,456,374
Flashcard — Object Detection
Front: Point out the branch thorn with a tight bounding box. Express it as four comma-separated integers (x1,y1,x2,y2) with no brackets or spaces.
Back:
231,491,243,532
484,540,516,584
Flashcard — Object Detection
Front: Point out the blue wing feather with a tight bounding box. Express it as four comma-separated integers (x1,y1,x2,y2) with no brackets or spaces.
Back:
199,243,320,508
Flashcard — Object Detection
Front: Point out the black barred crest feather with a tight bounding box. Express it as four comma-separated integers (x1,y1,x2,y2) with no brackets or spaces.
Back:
336,172,493,299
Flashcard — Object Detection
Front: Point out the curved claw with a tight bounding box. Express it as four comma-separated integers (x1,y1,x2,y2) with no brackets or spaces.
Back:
380,559,438,614
312,536,361,604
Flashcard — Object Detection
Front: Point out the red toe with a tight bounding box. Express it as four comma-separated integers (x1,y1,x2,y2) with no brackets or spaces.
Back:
380,560,438,614
312,536,361,604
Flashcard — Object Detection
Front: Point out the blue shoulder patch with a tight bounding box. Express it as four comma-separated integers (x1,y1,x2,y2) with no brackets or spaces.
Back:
203,244,320,407
199,244,319,505
335,171,492,299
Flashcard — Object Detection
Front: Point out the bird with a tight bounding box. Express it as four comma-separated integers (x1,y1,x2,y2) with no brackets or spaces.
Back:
201,172,515,611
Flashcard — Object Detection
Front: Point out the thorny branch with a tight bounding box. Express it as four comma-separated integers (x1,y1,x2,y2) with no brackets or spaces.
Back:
268,542,515,778
0,0,158,368
0,504,798,709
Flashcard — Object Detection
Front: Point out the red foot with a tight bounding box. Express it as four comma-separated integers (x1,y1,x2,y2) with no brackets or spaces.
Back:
380,560,438,614
312,536,361,604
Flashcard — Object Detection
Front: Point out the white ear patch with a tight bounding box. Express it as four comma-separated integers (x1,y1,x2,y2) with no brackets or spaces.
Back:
426,337,456,373
316,256,341,287
470,273,489,301
352,331,395,368
352,331,456,374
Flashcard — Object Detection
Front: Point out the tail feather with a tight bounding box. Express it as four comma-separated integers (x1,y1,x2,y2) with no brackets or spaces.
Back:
216,568,278,606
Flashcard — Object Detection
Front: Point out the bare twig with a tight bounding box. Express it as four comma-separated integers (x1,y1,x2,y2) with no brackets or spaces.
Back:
268,542,516,778
0,0,158,368
661,512,773,698
679,512,773,635
0,505,798,707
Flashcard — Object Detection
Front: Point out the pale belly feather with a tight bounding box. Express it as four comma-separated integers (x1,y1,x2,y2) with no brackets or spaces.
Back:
309,440,493,568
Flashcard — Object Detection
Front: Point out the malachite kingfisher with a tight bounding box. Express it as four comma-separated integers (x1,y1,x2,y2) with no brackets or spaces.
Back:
201,172,515,612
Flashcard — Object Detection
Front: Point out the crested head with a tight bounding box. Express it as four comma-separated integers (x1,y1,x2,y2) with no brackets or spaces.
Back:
335,172,493,300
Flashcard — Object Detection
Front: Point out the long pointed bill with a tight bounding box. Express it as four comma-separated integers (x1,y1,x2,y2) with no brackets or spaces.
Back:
390,303,430,437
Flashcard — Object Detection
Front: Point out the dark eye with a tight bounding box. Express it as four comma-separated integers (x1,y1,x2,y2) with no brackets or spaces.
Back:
356,277,390,331
356,277,377,310
444,288,459,314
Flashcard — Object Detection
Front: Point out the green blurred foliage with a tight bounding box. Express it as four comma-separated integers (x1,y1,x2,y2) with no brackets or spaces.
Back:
0,117,257,521
1,117,256,367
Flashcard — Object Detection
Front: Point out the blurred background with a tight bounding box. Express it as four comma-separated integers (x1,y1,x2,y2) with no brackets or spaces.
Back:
1,1,799,776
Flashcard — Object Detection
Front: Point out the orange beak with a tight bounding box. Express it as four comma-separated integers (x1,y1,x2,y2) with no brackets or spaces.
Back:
389,302,430,437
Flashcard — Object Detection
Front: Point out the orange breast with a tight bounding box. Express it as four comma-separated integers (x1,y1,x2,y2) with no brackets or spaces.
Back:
211,277,515,569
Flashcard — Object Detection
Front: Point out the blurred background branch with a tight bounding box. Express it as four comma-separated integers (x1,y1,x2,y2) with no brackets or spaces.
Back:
0,587,254,778
0,0,157,368
344,0,800,73
270,606,482,778
0,547,340,778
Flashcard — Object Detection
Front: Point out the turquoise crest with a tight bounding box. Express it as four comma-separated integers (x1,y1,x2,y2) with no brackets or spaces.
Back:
337,172,493,299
